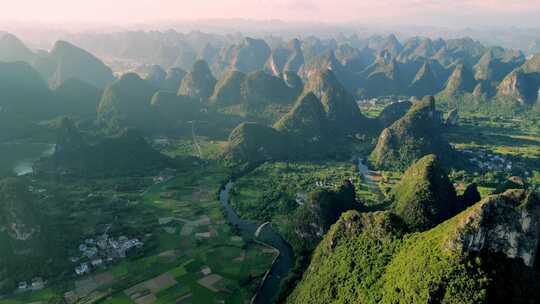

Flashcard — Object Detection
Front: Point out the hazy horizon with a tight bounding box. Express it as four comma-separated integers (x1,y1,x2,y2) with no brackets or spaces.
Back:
2,0,540,29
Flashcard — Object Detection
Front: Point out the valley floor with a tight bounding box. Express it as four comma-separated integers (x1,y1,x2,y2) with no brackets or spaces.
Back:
0,157,275,304
3,109,540,304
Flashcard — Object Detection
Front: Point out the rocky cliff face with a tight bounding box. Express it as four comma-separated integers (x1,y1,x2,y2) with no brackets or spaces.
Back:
266,38,304,76
497,54,540,105
445,108,459,126
442,63,476,96
497,71,527,104
473,82,486,98
446,189,540,267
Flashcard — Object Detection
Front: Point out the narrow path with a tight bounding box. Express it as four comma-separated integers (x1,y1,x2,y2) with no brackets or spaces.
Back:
189,120,203,159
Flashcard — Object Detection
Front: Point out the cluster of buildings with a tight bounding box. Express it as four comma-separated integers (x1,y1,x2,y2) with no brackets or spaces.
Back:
72,234,143,276
27,185,47,194
314,180,330,187
17,277,44,292
464,150,514,172
314,177,355,189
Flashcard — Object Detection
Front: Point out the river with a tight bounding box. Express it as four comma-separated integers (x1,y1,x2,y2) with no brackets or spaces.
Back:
219,181,294,304
357,157,382,197
218,158,379,303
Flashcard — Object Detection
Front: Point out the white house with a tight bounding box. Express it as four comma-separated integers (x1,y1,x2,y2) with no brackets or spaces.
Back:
75,263,89,275
91,259,103,267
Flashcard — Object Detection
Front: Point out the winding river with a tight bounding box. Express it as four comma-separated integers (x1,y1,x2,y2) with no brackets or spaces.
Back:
219,181,294,304
218,158,380,303
357,157,383,198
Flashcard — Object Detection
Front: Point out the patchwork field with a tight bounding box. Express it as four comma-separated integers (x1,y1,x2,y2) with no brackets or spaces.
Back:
97,164,276,304
157,137,228,161
0,163,276,304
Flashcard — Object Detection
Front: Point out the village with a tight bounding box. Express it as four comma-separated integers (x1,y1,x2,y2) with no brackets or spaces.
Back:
463,149,515,172
16,277,45,293
72,233,144,276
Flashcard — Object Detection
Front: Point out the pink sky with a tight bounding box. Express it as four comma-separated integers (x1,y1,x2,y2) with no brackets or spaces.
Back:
2,0,540,26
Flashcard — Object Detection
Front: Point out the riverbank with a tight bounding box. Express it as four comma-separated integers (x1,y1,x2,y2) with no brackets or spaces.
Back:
219,181,294,304
357,157,383,199
250,239,280,304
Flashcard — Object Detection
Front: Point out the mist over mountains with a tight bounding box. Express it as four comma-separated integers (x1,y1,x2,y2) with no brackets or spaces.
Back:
40,30,540,105
2,28,540,144
2,20,540,303
3,20,540,55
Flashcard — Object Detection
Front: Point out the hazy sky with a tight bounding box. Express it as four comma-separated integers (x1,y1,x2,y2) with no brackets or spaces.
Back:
2,0,540,27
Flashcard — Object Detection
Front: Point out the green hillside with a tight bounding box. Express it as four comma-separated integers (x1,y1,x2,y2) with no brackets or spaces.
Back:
97,73,156,131
391,154,459,231
178,59,217,101
289,189,540,304
370,96,453,171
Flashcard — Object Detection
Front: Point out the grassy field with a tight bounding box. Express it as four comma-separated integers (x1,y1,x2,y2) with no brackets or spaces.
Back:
448,115,540,163
230,161,363,223
0,162,276,304
358,103,385,118
106,163,276,304
157,137,228,161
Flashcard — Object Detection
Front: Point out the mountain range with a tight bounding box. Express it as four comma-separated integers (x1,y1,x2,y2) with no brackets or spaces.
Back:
3,32,540,109
1,29,540,303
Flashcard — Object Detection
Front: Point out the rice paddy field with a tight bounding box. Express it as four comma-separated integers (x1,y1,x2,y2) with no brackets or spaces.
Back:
0,162,276,304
